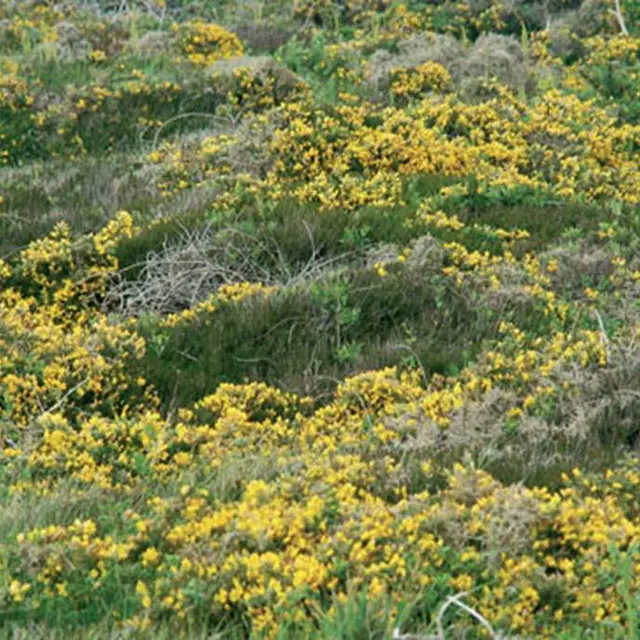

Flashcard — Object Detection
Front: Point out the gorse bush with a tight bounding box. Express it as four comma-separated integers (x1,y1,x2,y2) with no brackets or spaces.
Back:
0,0,639,638
176,21,244,65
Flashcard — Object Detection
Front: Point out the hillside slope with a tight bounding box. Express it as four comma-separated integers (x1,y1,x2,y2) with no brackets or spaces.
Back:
0,1,639,637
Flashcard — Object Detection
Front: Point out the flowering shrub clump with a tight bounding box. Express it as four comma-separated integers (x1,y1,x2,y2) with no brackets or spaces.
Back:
0,213,153,429
4,393,640,637
2,195,639,635
1,0,640,637
390,61,452,101
150,87,640,210
161,282,277,328
175,22,244,66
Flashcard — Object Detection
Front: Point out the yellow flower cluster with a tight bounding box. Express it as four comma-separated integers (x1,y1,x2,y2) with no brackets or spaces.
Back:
4,197,635,632
0,212,150,429
174,22,243,66
1,63,189,163
161,282,277,328
2,3,640,637
0,7,61,51
3,169,638,637
9,425,639,638
390,61,452,101
151,84,640,211
583,34,640,65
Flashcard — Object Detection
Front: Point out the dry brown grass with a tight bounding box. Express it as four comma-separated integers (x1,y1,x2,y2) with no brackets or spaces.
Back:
0,155,162,256
367,33,465,94
367,32,535,100
231,22,296,51
105,220,352,316
383,324,640,487
459,34,531,97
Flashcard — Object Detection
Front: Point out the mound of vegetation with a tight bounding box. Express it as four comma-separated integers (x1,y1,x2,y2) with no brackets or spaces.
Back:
0,0,638,638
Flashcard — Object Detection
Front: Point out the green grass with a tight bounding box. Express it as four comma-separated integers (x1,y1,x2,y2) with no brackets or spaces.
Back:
133,260,548,410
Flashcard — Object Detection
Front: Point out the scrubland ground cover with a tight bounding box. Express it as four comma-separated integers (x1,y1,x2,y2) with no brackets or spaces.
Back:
0,0,639,637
